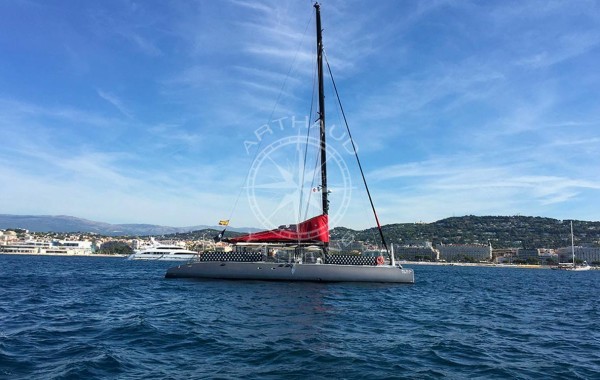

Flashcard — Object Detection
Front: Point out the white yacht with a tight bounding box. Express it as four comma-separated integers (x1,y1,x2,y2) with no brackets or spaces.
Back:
552,221,592,271
128,244,198,261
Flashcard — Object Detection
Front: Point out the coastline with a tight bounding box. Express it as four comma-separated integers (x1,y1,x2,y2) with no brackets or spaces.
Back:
0,252,126,258
400,261,599,270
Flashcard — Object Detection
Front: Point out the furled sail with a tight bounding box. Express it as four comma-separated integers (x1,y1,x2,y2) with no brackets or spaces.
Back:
228,214,329,243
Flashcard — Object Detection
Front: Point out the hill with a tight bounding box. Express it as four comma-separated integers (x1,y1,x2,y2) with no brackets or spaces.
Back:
331,215,600,249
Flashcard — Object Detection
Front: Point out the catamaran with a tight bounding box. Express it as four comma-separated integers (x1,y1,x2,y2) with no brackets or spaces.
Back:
165,3,414,283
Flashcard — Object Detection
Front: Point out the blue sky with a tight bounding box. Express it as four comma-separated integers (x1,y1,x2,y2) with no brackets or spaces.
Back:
1,0,599,230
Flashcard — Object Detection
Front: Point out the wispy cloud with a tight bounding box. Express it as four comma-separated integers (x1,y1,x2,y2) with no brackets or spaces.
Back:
0,97,124,129
368,151,600,224
97,90,134,119
120,31,162,56
148,123,203,147
516,32,600,69
228,0,273,14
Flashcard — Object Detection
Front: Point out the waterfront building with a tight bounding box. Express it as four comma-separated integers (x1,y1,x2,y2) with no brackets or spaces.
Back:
0,241,51,254
556,246,600,264
517,248,539,260
0,230,18,244
538,251,559,265
392,242,438,261
49,240,93,255
436,243,492,262
492,248,518,263
0,240,93,255
132,239,142,250
515,248,560,264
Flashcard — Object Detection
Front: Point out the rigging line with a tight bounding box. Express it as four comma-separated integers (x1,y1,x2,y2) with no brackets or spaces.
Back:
303,76,321,221
303,131,322,221
222,10,314,234
305,63,325,220
307,113,325,219
302,63,321,221
323,50,389,254
297,58,318,242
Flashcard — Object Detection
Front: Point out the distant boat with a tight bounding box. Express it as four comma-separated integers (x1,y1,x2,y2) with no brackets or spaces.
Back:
165,3,414,283
128,241,198,261
552,221,591,271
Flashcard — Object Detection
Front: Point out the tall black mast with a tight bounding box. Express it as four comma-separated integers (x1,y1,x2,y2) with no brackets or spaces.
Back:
315,3,328,217
315,3,328,250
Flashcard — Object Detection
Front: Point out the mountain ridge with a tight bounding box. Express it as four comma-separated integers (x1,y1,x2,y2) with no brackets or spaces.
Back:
0,214,257,236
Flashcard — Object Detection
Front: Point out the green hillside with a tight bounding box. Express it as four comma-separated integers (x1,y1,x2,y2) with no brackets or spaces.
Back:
331,216,600,249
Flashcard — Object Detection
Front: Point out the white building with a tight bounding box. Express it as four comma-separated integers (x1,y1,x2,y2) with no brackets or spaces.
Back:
0,230,18,245
0,241,52,254
0,240,93,255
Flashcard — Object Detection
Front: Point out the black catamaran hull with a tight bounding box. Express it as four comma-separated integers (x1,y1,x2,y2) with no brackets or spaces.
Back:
165,262,414,283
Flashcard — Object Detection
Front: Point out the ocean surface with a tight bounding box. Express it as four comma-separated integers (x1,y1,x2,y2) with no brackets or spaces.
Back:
1,256,599,379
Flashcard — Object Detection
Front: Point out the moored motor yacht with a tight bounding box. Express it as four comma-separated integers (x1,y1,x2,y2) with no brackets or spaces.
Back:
128,243,198,261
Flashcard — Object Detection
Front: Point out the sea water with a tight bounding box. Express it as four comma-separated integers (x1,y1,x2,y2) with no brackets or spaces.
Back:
1,255,599,379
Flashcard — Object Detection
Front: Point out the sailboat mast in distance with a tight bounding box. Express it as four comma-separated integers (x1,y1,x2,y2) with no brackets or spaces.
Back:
571,221,575,266
315,3,328,218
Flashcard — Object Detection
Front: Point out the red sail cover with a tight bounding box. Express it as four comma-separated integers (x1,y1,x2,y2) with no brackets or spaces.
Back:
229,214,329,243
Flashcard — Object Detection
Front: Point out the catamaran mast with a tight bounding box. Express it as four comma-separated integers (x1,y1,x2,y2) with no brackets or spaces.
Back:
315,3,329,249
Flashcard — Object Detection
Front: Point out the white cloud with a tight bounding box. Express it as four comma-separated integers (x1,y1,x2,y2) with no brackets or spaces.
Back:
121,32,162,56
366,154,600,224
516,32,600,69
97,90,134,119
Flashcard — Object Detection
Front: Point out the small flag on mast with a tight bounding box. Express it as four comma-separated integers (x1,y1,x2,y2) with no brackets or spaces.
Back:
219,220,230,226
214,229,226,242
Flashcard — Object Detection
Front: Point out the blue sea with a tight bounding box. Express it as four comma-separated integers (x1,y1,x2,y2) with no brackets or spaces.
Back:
1,255,599,379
